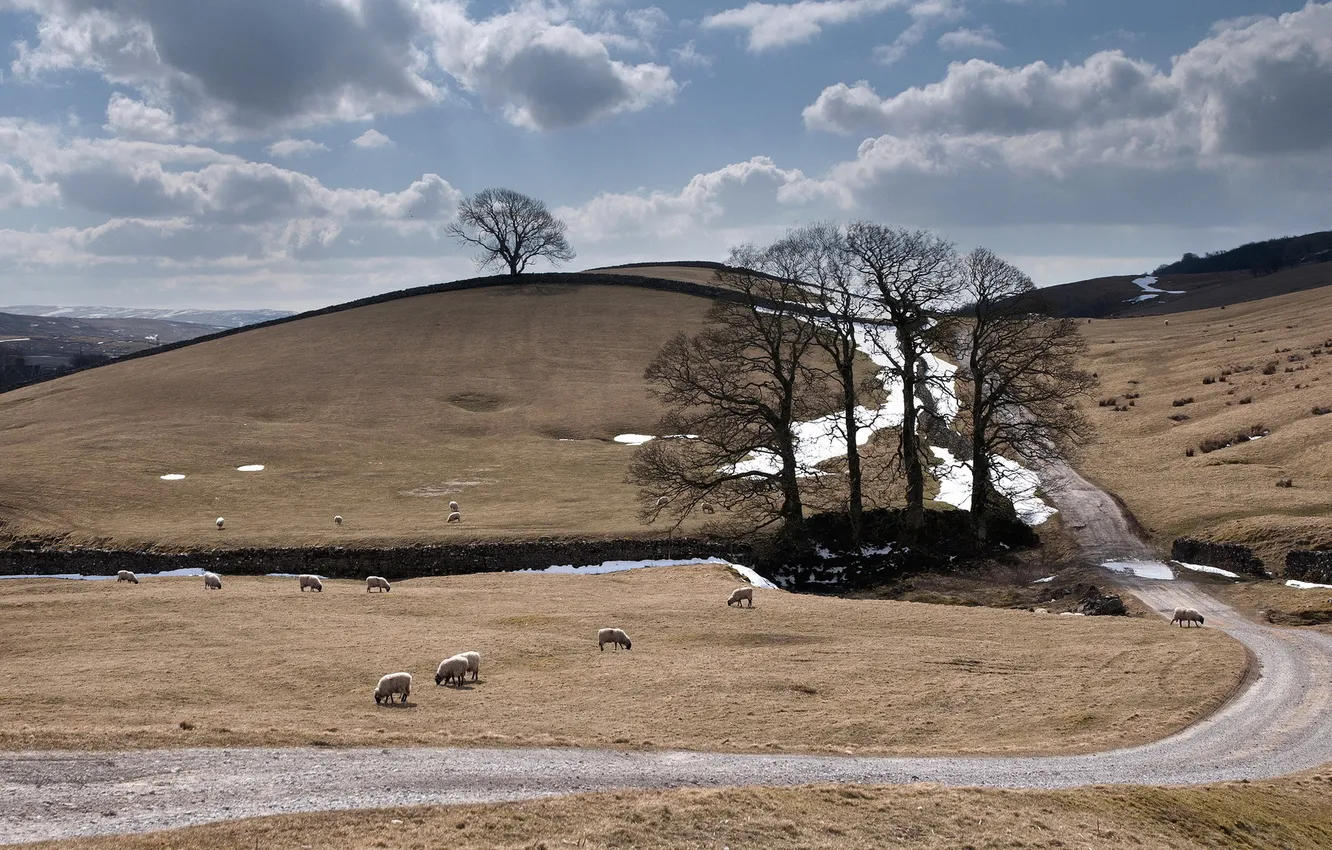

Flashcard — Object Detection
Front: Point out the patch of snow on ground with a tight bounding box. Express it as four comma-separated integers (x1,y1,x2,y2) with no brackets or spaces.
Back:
1286,579,1332,590
0,567,208,581
159,474,186,480
516,557,778,588
1033,575,1057,583
1102,559,1176,580
929,447,1056,526
614,434,656,445
1174,561,1241,579
1126,275,1185,303
236,464,265,472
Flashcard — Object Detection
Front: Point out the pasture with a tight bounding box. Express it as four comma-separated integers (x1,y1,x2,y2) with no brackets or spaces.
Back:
0,564,1244,755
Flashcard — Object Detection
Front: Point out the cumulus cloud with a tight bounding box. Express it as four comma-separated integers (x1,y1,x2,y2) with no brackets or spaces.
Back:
937,26,1004,52
419,3,677,130
798,4,1332,229
702,0,904,52
5,0,679,137
267,139,329,158
351,129,394,148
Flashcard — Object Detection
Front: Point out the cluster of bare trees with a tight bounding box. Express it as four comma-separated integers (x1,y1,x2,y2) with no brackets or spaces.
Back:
631,222,1096,549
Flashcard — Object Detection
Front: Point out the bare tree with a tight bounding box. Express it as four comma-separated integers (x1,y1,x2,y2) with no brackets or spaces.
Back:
954,248,1098,543
845,222,961,535
446,188,575,275
629,261,828,543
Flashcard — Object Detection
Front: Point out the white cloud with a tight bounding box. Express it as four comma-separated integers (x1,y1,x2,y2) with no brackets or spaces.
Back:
872,0,964,65
671,40,714,68
419,2,678,130
937,26,1004,52
267,139,329,158
702,0,903,52
104,94,179,140
351,129,393,149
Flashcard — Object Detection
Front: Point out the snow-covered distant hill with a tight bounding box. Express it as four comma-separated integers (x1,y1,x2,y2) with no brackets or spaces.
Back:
1,305,294,329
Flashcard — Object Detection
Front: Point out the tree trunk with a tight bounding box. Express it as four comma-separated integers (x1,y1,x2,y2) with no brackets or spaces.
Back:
898,327,924,534
970,426,989,545
840,357,863,549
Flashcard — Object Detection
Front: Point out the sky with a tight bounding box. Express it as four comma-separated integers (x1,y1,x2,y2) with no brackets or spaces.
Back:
0,0,1330,310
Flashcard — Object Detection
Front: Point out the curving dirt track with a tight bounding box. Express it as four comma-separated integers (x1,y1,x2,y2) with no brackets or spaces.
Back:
5,461,1332,844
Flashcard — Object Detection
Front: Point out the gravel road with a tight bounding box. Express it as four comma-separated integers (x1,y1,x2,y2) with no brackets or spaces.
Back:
5,461,1331,845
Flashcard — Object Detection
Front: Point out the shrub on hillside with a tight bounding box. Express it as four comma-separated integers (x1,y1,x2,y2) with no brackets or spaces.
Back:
1313,406,1331,416
1276,478,1294,488
1262,361,1278,375
1198,425,1268,454
1172,397,1195,407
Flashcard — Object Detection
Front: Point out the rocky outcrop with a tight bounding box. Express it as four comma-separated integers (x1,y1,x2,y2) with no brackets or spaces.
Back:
1285,550,1332,584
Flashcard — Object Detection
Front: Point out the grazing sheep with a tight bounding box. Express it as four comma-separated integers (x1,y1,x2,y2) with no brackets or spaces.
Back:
1171,607,1205,627
449,501,460,512
374,672,412,705
215,517,225,530
447,511,462,523
203,572,222,590
701,503,715,514
461,650,481,682
726,586,754,608
298,574,323,592
116,570,139,584
598,627,632,651
366,576,391,593
334,515,343,526
434,655,469,687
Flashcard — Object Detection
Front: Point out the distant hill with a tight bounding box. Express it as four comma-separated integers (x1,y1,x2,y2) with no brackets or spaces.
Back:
1154,230,1332,276
1033,264,1332,318
2,305,294,329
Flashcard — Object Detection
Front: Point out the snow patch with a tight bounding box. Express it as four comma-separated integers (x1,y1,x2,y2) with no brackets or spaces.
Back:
1126,276,1186,304
515,557,778,588
929,447,1056,526
236,464,265,472
614,434,656,446
1032,575,1057,583
1286,579,1332,590
1101,559,1176,580
0,567,208,581
1174,561,1241,579
159,473,186,481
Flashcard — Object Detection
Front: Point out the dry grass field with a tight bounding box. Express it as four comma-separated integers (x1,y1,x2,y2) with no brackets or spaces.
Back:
1211,582,1332,634
24,775,1332,850
0,282,714,548
0,564,1244,754
1075,284,1332,565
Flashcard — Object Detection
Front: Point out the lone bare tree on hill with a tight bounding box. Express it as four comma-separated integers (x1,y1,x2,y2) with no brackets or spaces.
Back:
953,247,1098,543
629,260,828,543
446,188,575,275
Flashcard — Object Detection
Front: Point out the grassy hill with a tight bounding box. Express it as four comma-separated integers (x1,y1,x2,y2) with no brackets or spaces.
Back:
1075,284,1332,565
0,276,722,548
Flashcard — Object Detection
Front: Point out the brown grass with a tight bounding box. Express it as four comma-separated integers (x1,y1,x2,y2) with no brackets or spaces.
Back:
1211,581,1332,634
0,564,1244,754
24,775,1332,850
1077,284,1332,564
0,283,713,548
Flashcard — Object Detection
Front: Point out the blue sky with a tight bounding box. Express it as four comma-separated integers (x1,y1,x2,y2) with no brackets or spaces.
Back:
0,0,1329,309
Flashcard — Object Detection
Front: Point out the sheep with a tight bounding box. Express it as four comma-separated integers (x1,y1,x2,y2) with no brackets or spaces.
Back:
215,517,225,530
374,672,412,705
448,501,460,512
116,570,139,584
298,574,323,592
655,496,669,508
366,576,391,593
447,511,462,523
203,571,222,590
598,627,632,651
726,586,754,608
701,503,715,514
461,650,481,682
1171,607,1205,627
434,655,469,687
334,515,343,526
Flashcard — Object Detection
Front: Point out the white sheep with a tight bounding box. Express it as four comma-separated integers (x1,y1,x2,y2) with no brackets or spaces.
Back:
598,627,632,651
215,517,225,530
449,501,460,512
334,515,343,526
298,574,323,592
203,571,222,590
116,570,139,584
1171,607,1205,627
461,650,481,682
447,511,462,523
374,672,412,705
434,655,469,687
726,586,754,608
366,576,391,593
